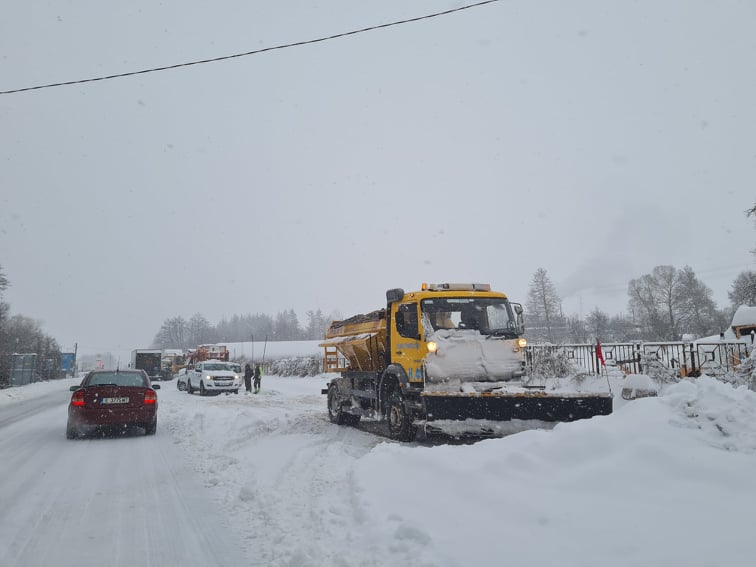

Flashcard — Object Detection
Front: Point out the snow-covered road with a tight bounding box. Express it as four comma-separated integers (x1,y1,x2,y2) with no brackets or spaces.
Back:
0,381,246,567
3,373,756,567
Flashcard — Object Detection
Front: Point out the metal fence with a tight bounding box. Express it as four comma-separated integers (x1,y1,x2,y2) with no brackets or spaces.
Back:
527,341,751,377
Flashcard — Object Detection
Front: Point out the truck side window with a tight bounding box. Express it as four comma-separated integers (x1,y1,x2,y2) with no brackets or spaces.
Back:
396,303,419,339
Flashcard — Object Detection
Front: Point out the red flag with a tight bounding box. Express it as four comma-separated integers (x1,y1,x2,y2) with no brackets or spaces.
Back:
596,338,606,367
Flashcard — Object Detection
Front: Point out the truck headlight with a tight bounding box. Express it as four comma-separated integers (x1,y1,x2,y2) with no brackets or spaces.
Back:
427,341,438,353
205,375,213,380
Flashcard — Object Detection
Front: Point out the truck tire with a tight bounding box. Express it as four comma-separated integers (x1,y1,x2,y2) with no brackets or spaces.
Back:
387,390,417,442
328,385,347,425
187,378,194,394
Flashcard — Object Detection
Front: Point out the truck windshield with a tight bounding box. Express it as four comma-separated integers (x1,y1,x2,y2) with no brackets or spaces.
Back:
421,297,517,336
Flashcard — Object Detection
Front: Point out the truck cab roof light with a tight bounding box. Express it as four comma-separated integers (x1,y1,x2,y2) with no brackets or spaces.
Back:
422,283,491,292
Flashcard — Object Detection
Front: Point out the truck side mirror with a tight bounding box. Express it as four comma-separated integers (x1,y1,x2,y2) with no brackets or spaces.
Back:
386,288,405,304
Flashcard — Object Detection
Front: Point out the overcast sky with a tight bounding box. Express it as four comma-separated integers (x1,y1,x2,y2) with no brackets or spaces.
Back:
2,0,755,360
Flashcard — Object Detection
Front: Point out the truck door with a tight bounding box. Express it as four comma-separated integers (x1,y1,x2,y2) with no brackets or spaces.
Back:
392,302,423,382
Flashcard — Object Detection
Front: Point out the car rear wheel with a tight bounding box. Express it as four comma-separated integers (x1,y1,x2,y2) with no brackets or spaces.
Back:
145,420,157,435
66,422,78,439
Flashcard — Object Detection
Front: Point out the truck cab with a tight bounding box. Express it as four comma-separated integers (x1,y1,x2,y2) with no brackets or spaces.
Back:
387,283,527,389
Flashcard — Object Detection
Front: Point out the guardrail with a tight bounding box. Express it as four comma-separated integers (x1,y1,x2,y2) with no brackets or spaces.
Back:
527,341,751,377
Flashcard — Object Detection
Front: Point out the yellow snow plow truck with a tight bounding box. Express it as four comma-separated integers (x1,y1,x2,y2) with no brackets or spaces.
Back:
321,283,613,440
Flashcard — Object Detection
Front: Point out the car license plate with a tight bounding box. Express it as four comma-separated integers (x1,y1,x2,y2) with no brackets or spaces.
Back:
102,397,129,404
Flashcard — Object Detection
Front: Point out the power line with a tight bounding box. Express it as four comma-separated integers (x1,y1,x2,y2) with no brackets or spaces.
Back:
0,0,500,96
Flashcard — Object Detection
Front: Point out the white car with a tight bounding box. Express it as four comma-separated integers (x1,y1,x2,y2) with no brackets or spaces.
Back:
186,360,242,395
176,368,189,391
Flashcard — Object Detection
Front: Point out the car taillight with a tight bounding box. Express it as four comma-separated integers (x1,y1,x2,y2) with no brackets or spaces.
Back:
144,390,157,404
71,390,85,407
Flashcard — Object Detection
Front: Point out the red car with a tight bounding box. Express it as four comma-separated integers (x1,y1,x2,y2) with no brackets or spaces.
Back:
67,369,160,438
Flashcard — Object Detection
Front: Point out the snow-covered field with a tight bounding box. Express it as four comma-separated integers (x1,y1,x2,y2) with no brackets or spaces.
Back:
2,372,756,566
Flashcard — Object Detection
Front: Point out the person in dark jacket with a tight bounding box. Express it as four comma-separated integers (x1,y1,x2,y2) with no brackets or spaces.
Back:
253,364,262,394
244,363,253,393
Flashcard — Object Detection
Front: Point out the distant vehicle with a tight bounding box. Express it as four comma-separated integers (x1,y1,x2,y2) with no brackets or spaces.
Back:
186,360,242,395
160,349,185,380
175,368,189,391
67,369,161,438
130,349,163,381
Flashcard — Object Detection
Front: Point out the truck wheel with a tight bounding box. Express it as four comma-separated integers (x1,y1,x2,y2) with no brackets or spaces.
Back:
328,385,348,425
199,382,207,396
187,379,194,394
387,390,416,442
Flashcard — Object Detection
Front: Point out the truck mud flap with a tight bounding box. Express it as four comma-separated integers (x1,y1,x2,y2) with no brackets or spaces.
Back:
422,393,613,423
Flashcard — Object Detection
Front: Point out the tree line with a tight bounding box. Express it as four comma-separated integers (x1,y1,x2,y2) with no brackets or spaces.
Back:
525,206,756,343
153,202,755,350
151,308,336,350
152,264,756,351
525,265,756,344
0,265,62,384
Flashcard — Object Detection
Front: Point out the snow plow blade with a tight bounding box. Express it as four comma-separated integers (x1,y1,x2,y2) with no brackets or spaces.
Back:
422,392,613,422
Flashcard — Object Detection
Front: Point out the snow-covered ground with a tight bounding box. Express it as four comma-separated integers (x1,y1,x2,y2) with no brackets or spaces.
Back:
2,372,756,566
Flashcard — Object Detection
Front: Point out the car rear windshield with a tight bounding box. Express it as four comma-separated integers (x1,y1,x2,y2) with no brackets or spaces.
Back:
87,372,147,387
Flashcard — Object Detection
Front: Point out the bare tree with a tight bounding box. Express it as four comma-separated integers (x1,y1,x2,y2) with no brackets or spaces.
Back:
187,313,214,346
627,271,666,339
527,268,562,342
586,307,609,340
0,265,9,342
628,265,720,340
729,271,756,309
152,316,188,349
0,264,8,295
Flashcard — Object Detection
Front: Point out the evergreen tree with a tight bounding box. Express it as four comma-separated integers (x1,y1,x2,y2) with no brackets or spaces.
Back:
305,309,328,339
676,266,720,337
526,268,562,342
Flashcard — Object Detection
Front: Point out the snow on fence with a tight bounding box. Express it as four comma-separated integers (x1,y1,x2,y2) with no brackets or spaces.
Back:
220,339,751,381
527,341,750,378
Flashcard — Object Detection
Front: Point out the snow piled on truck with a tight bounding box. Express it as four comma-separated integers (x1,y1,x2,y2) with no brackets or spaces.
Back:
424,329,524,383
